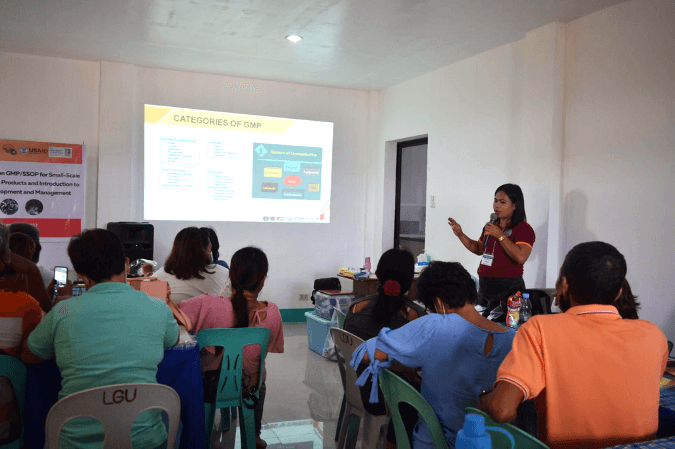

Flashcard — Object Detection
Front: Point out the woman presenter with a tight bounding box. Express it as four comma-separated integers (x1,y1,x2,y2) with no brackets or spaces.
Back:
447,183,535,321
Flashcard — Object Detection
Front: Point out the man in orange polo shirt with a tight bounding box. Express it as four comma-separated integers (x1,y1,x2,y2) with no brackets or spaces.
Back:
480,241,668,449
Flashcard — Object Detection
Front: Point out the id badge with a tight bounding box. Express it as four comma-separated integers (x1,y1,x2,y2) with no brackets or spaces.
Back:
481,254,494,266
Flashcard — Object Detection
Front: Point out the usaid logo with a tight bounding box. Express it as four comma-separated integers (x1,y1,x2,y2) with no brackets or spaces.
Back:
20,147,47,155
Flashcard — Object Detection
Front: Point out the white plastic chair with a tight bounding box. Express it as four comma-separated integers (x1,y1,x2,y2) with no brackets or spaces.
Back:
330,328,389,449
45,383,181,449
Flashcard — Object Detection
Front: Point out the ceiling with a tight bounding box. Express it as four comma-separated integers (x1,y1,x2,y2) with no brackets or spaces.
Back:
0,0,629,90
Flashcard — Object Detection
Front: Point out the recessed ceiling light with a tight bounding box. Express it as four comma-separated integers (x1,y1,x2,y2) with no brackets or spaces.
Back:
286,35,303,43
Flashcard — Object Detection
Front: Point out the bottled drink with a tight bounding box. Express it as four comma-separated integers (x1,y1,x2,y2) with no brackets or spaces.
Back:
520,293,532,324
506,291,522,329
456,414,515,449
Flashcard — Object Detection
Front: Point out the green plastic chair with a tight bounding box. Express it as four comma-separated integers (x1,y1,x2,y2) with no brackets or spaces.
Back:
196,327,270,449
378,369,450,449
335,309,346,329
465,407,549,448
0,355,27,449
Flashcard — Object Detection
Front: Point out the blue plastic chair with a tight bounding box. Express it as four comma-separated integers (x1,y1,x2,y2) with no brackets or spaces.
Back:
196,328,270,449
0,355,27,449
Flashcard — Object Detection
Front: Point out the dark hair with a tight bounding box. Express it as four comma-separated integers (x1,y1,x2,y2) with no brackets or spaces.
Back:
416,261,477,310
9,232,36,260
495,184,526,227
614,279,640,319
229,247,269,328
67,229,126,282
371,249,415,325
8,222,41,263
201,227,220,262
559,241,626,306
164,227,213,280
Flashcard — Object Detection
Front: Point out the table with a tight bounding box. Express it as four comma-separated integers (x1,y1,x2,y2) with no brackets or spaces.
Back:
339,274,418,301
24,343,207,449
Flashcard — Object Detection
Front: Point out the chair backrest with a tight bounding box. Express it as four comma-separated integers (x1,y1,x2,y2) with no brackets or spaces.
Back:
0,355,27,415
465,407,549,449
0,355,27,448
45,383,181,449
668,340,673,356
330,328,365,414
379,369,450,449
196,327,270,408
335,309,346,329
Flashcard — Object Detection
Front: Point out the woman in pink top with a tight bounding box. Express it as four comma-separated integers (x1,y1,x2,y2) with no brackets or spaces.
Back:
180,246,283,449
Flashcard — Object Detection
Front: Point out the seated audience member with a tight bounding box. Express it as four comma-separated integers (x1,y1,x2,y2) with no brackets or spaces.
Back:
0,224,51,312
344,248,426,340
180,247,283,449
8,232,36,260
7,223,52,288
22,229,179,449
351,261,515,449
0,224,43,357
344,248,426,448
202,227,229,269
0,228,42,444
481,241,667,449
153,227,228,304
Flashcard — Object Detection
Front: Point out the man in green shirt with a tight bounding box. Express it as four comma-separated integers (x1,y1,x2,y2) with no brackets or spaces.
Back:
23,229,179,449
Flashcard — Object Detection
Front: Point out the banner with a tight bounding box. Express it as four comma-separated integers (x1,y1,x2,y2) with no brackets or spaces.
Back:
0,139,85,241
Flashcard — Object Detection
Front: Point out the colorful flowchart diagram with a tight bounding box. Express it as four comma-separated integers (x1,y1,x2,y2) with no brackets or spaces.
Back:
252,143,322,200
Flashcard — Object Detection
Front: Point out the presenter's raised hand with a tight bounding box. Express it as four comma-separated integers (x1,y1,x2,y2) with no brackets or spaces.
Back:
447,217,463,237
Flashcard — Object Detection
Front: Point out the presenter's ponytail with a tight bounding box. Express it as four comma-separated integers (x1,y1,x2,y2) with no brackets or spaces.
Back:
371,249,415,325
229,246,269,328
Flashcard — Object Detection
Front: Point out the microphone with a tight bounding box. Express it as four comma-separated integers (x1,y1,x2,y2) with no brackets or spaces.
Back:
483,213,499,247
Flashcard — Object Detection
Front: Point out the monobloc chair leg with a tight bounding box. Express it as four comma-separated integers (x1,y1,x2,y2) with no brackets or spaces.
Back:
337,403,362,449
220,407,231,432
239,405,257,449
362,414,387,449
205,402,217,448
335,394,346,441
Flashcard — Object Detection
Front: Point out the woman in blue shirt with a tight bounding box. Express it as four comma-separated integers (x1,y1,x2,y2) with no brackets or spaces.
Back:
351,261,515,449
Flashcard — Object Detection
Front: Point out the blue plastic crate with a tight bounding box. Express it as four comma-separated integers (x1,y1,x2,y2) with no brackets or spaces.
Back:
305,311,333,356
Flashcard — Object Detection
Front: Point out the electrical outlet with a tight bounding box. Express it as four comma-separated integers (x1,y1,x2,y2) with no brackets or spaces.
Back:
431,195,436,208
299,294,309,301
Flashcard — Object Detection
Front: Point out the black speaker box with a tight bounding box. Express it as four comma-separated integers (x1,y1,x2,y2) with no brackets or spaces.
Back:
106,222,154,262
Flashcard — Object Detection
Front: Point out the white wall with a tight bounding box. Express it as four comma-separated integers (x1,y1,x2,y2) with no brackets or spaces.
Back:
373,0,674,338
562,0,675,336
0,52,100,273
96,63,371,309
373,35,552,285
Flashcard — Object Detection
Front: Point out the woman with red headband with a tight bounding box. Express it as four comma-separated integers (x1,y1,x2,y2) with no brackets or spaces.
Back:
344,248,425,448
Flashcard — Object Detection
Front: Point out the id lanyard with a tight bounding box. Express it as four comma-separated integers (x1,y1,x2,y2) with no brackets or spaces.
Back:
480,229,506,267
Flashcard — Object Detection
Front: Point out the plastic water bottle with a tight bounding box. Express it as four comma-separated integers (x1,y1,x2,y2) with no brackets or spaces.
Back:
520,293,532,324
506,292,522,329
456,415,515,449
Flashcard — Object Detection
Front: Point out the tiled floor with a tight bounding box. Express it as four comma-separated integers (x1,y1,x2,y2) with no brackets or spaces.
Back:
211,322,345,448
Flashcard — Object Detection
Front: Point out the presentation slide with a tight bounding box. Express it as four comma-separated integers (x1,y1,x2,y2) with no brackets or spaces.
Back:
144,105,333,223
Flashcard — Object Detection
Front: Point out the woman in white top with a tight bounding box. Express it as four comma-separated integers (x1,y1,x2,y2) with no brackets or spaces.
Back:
153,227,228,304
